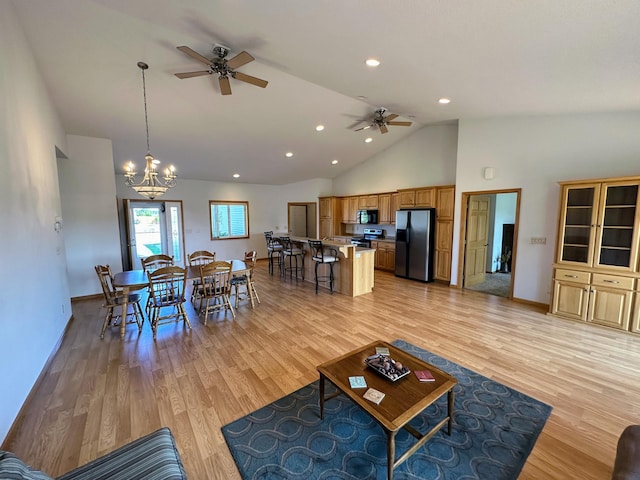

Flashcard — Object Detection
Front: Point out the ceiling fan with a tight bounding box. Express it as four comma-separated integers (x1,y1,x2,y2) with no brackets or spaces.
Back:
174,44,268,95
354,108,412,134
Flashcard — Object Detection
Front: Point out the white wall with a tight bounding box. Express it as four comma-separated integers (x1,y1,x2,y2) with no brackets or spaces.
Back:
453,113,640,304
115,175,332,265
0,2,71,442
332,124,458,195
59,135,123,297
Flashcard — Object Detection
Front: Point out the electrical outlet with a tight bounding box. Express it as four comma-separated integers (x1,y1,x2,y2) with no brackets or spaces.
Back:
530,237,547,244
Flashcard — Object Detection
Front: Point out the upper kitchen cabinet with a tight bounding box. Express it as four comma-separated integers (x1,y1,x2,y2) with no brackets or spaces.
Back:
436,186,455,221
341,196,359,224
319,196,342,239
358,195,379,209
390,193,400,224
398,187,435,208
378,193,391,224
557,179,640,271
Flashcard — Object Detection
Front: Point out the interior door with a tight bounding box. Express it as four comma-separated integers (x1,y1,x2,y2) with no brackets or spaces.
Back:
289,205,308,237
464,195,491,286
124,199,184,269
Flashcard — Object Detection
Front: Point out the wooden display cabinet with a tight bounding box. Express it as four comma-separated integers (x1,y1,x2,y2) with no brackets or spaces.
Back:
550,176,640,333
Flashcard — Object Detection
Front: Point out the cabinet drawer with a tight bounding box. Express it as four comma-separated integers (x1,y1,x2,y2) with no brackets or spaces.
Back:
554,268,590,284
592,273,634,290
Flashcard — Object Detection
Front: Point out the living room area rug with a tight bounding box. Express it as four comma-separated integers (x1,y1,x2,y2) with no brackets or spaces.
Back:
222,339,552,479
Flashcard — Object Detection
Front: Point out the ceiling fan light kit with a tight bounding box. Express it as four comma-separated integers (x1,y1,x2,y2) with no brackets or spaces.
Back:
354,107,413,134
124,61,177,200
175,43,268,95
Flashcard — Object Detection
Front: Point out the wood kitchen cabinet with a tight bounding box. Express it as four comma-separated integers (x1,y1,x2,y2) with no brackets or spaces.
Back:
436,186,455,221
372,241,395,272
434,186,455,282
398,188,435,208
390,193,400,224
341,196,359,224
318,196,341,239
550,176,640,333
378,193,391,224
434,218,453,281
359,195,379,209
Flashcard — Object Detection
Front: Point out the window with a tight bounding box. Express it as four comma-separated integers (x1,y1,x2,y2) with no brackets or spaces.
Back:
209,201,250,240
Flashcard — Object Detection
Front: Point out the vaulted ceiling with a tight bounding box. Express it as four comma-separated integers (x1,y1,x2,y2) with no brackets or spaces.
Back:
12,0,640,185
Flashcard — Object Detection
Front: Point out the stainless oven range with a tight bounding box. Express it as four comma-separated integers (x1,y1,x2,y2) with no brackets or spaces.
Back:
351,228,383,248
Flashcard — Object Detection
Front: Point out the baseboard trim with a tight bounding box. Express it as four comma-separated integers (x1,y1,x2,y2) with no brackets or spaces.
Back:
512,297,549,310
71,293,102,301
1,313,75,449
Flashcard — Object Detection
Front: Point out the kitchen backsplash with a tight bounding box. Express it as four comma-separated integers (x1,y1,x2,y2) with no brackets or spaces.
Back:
344,224,396,239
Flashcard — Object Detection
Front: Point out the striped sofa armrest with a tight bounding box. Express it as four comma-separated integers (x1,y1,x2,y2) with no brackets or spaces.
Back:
56,427,187,480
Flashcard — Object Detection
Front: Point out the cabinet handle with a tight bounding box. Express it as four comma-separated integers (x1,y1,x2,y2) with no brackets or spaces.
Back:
563,274,578,278
602,279,620,284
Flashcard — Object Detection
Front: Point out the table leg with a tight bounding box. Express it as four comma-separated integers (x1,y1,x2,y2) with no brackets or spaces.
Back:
319,374,325,419
247,273,255,309
387,429,397,480
447,389,455,435
120,286,130,339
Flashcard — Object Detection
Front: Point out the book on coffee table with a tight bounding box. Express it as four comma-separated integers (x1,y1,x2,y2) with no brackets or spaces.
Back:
414,370,435,382
363,388,385,404
375,347,390,356
349,376,367,389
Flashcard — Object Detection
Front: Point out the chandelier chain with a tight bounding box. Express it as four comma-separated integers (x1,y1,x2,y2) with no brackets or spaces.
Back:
141,66,150,154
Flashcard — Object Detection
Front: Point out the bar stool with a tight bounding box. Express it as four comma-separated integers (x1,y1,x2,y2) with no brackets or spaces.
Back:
280,237,305,280
264,231,283,275
308,240,338,294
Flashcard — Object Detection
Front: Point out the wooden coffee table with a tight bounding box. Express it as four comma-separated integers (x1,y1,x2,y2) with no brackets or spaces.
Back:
317,340,457,480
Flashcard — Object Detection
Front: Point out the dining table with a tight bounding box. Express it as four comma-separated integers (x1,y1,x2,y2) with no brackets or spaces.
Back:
112,260,250,339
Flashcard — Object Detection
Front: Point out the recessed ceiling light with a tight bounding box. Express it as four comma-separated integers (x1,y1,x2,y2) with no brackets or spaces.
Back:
315,125,325,131
438,98,451,104
285,152,293,158
365,58,380,67
232,173,240,178
357,95,367,100
365,137,373,143
331,159,339,165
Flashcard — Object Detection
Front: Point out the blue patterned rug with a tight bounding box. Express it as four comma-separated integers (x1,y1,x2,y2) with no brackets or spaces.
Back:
222,339,552,479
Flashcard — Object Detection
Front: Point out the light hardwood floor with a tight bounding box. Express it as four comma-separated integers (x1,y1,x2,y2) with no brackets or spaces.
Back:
5,261,640,479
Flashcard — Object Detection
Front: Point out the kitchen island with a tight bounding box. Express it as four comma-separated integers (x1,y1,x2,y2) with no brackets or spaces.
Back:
286,237,375,296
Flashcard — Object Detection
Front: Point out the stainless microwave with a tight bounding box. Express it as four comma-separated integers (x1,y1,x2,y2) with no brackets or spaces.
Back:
357,209,378,224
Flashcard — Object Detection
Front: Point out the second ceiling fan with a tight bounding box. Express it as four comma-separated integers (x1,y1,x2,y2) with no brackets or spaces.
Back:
354,108,412,134
174,44,268,95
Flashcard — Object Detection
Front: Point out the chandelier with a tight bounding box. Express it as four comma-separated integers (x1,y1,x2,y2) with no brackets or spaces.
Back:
124,61,177,200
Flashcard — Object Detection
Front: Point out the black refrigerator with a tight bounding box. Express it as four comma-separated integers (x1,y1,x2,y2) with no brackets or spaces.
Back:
395,208,436,282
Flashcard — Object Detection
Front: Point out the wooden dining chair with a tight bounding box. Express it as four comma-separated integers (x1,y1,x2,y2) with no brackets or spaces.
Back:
198,261,235,324
141,254,174,272
141,254,174,313
188,250,216,308
147,265,191,340
231,251,260,309
95,264,144,339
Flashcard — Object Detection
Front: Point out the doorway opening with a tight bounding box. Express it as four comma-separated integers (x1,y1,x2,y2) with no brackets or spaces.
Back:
287,202,317,238
458,189,520,299
123,199,185,269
